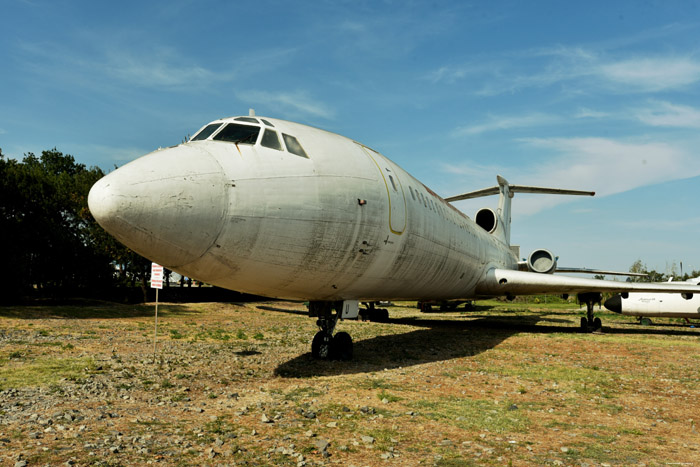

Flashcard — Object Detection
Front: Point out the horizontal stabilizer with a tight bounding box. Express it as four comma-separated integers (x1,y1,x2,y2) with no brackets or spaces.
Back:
446,180,595,202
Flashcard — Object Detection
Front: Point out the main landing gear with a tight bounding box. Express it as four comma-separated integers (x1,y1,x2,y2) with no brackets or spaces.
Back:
578,292,603,332
309,301,353,361
359,302,389,322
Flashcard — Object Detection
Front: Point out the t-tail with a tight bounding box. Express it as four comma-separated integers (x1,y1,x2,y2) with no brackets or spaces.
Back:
445,175,595,246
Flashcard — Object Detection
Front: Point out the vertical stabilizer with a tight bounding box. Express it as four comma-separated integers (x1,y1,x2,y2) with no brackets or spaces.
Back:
495,175,513,245
445,176,595,248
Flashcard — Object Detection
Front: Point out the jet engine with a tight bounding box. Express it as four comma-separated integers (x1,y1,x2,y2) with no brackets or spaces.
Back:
475,208,497,233
526,248,557,274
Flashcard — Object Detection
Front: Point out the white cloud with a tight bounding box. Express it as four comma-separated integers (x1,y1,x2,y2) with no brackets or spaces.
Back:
598,57,700,92
105,49,224,88
454,113,560,136
444,137,700,216
574,108,609,119
431,47,700,96
241,90,335,120
635,101,700,129
514,137,700,211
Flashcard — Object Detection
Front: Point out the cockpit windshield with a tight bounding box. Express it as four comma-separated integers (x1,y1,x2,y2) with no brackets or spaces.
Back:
191,123,222,141
212,123,260,145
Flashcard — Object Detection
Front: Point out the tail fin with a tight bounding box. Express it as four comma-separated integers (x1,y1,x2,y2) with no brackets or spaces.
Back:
445,176,595,245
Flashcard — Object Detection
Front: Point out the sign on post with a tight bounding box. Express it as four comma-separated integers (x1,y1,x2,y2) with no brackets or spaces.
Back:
151,262,163,362
150,263,164,289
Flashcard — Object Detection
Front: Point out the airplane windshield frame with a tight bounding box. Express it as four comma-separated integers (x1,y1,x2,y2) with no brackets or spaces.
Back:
191,123,222,141
212,123,261,145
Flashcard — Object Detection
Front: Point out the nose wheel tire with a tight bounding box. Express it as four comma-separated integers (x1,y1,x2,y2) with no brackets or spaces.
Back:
331,331,353,361
311,331,353,360
311,331,332,359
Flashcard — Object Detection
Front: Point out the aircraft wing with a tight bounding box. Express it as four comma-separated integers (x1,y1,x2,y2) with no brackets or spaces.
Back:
554,267,646,277
476,269,700,296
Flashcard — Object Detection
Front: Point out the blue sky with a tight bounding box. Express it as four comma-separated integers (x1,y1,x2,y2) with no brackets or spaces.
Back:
2,0,700,275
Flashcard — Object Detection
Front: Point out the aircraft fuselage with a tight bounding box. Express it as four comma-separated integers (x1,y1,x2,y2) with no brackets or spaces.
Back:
89,117,517,301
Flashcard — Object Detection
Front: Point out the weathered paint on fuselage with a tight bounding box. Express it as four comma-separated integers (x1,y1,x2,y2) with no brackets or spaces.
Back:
91,117,517,301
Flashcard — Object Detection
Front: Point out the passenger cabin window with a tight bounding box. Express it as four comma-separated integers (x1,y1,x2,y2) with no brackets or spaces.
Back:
282,133,309,158
213,123,260,145
261,129,283,151
191,123,222,141
234,117,259,124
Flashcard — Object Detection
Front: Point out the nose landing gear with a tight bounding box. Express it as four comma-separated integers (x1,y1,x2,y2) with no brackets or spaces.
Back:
578,292,603,332
309,301,353,360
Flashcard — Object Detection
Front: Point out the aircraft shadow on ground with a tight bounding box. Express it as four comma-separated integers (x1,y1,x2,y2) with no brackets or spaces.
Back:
274,315,546,378
274,313,700,378
255,305,307,316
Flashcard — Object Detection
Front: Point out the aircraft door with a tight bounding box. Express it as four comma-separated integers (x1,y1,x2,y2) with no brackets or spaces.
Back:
358,145,406,234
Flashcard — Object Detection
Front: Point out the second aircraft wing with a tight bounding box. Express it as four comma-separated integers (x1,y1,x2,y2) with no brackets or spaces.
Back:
476,269,700,297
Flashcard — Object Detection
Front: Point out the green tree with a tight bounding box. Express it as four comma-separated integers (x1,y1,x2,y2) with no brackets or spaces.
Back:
1,148,150,301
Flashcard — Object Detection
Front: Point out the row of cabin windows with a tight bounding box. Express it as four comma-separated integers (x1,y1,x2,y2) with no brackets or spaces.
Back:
408,185,469,231
191,121,308,158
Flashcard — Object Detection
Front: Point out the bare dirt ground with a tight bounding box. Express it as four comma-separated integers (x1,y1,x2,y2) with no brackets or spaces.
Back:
1,300,699,466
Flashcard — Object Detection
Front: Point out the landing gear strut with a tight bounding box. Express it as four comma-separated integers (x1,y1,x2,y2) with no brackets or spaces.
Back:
309,301,353,360
578,292,603,332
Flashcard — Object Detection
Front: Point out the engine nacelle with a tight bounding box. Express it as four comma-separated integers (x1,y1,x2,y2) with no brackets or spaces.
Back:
475,208,497,233
527,248,557,274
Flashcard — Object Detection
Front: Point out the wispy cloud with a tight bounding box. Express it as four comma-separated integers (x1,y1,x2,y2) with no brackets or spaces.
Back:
598,57,700,92
574,108,610,119
446,136,700,216
431,45,700,96
454,113,561,136
635,101,700,128
240,90,335,120
519,136,700,197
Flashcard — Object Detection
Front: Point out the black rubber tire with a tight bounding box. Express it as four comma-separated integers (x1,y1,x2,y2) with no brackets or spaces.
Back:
379,309,389,322
580,317,588,330
311,331,331,359
593,317,602,331
331,332,353,361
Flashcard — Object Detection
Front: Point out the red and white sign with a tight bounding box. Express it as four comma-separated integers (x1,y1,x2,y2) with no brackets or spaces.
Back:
150,263,164,289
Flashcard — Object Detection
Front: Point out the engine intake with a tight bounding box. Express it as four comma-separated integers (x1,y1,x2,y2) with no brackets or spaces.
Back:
475,208,497,233
527,249,557,274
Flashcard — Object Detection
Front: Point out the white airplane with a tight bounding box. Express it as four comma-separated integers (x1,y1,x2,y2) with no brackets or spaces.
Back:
604,278,700,325
88,113,700,360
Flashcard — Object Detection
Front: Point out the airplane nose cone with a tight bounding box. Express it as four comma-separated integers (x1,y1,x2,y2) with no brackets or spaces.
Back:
604,294,622,313
88,145,229,268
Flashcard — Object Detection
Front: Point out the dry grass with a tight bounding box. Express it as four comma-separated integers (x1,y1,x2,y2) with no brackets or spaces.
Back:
1,300,699,466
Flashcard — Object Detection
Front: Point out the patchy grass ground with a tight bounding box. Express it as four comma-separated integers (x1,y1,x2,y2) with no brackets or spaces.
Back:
0,299,699,466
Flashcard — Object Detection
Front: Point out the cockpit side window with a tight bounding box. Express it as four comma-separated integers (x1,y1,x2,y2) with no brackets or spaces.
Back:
191,123,222,141
261,129,283,151
261,119,274,127
282,133,309,158
213,123,260,145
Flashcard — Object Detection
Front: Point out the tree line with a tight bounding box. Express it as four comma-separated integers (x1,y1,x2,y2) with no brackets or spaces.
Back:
1,148,152,303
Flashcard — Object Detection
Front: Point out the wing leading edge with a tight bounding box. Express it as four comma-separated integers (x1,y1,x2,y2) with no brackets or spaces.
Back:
476,269,700,297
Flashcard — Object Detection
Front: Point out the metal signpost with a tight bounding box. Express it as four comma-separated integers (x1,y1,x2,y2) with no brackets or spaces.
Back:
150,263,164,361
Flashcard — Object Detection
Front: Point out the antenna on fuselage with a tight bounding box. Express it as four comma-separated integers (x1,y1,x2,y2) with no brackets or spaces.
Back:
249,108,256,117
